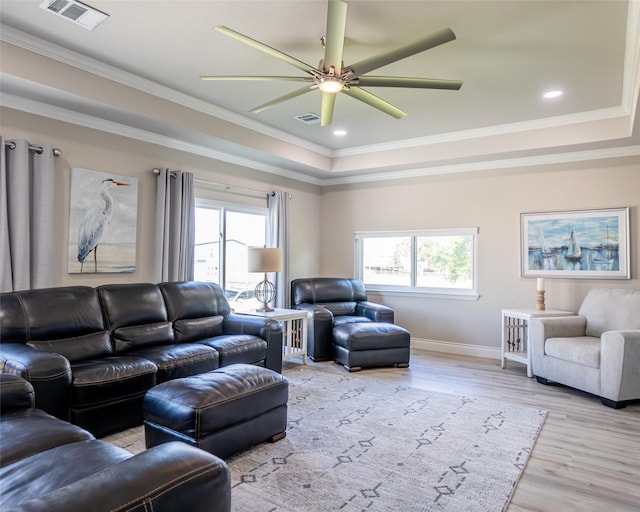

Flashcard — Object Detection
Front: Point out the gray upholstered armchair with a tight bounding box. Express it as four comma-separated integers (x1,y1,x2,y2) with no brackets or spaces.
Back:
529,288,640,408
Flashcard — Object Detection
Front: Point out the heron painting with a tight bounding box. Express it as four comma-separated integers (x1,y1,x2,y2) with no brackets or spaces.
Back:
68,168,138,273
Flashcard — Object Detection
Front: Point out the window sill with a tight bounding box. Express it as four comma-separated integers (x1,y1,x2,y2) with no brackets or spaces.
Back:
365,287,480,301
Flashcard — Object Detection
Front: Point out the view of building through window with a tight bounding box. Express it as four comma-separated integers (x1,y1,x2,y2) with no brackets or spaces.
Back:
194,205,266,311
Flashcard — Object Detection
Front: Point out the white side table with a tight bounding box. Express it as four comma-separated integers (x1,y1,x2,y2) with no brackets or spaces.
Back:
501,308,573,377
239,308,308,364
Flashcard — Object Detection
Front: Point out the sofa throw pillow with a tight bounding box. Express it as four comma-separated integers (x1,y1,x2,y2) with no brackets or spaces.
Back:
173,316,224,343
114,322,174,354
27,331,113,362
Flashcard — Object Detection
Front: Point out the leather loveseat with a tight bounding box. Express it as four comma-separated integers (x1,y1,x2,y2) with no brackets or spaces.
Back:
0,373,231,512
0,281,283,437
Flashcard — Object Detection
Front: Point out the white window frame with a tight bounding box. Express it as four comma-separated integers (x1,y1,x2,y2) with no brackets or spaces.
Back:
354,228,479,300
195,198,268,291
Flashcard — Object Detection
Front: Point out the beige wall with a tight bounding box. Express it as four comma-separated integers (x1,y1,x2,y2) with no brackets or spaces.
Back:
1,107,322,288
3,107,638,357
319,160,640,353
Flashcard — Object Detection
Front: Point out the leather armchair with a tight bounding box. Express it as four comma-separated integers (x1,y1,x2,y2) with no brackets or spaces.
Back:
291,277,395,361
529,288,640,408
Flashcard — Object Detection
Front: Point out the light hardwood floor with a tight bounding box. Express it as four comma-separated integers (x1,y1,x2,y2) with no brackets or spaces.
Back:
283,349,640,512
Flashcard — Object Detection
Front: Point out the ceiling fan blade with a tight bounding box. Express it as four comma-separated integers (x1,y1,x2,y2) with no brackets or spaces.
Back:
201,76,314,82
249,85,316,114
320,92,337,126
347,28,457,78
343,87,407,119
323,0,348,72
215,26,318,75
356,76,463,90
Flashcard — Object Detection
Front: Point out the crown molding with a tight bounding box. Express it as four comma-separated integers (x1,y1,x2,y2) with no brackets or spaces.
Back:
0,92,324,186
321,145,640,186
0,23,331,158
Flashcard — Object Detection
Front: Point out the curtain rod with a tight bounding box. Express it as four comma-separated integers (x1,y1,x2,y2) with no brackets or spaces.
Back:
5,141,62,157
152,168,269,199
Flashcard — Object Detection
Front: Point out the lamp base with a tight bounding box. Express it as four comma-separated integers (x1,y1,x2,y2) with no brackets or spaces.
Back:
254,273,276,313
536,290,546,310
254,304,274,313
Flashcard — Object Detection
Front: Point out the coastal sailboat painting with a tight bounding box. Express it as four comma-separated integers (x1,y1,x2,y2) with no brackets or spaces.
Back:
521,208,630,279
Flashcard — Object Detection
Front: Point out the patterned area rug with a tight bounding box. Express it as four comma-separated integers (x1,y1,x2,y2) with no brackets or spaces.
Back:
106,367,546,512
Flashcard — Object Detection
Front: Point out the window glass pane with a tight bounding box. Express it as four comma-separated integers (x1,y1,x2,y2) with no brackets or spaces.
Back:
362,237,411,286
417,235,473,289
225,211,266,311
194,207,220,282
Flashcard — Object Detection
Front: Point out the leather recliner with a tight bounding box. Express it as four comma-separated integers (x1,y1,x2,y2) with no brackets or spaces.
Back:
291,277,396,361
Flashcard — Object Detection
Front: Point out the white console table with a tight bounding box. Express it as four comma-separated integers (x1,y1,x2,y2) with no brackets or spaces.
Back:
240,308,308,364
501,308,573,377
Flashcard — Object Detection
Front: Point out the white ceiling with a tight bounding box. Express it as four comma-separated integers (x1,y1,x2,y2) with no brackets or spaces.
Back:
1,0,639,185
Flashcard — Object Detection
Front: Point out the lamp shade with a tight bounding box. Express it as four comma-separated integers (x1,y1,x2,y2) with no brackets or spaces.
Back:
248,247,283,273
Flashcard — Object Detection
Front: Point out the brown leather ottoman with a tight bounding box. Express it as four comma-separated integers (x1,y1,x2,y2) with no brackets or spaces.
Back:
143,364,288,459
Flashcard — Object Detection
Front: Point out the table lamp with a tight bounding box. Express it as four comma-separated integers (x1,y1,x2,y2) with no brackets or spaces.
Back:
247,247,283,312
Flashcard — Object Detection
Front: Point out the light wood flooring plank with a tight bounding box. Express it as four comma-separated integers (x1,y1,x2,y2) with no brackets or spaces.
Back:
283,349,640,511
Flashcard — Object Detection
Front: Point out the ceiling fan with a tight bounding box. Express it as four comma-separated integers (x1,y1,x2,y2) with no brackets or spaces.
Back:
201,0,463,127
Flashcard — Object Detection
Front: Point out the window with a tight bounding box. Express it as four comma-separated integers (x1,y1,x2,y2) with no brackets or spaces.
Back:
355,228,478,299
194,200,267,311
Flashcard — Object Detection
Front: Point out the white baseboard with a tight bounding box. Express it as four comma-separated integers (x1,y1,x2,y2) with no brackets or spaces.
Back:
411,338,501,360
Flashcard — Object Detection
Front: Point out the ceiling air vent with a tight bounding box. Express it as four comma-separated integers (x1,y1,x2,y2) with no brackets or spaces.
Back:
39,0,109,30
294,113,321,125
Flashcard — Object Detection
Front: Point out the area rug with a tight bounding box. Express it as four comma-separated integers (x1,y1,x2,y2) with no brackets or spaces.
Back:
106,367,546,512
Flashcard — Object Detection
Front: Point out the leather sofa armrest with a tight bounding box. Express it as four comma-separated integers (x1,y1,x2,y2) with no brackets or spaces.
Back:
0,343,71,420
600,330,640,402
12,441,231,512
529,316,587,376
223,313,283,373
355,301,395,323
0,373,35,412
295,304,334,361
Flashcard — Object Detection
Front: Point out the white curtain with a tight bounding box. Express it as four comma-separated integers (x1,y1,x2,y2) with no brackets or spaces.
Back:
154,168,195,282
267,190,291,308
0,137,55,292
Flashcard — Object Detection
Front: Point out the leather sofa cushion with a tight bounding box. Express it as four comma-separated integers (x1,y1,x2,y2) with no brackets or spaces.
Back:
160,281,231,320
17,286,104,340
0,408,93,468
291,277,368,305
127,344,220,383
318,301,357,316
0,440,131,509
545,336,601,369
71,357,157,407
200,334,267,367
98,283,169,330
113,322,174,353
27,331,113,363
174,316,224,343
334,315,373,327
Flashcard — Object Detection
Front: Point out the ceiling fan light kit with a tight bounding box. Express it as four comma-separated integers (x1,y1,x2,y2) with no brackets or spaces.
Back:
202,0,463,127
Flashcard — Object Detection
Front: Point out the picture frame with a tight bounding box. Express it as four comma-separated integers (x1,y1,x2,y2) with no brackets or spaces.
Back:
68,168,138,274
520,207,630,279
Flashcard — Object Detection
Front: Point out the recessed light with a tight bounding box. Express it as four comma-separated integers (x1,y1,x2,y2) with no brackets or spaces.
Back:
333,129,347,136
543,90,563,99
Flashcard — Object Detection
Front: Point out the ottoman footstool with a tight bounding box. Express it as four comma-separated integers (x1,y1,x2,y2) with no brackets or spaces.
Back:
333,322,410,372
144,364,288,459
